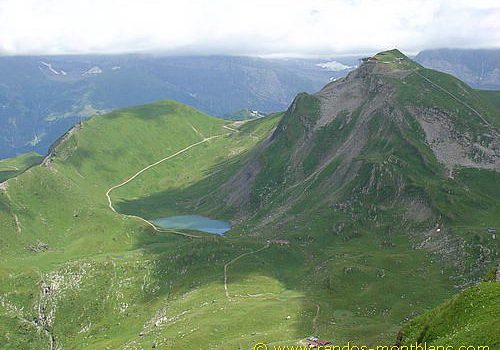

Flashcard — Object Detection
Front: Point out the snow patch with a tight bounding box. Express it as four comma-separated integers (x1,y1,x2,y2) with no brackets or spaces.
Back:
82,66,103,76
40,61,62,75
26,133,44,146
249,110,264,118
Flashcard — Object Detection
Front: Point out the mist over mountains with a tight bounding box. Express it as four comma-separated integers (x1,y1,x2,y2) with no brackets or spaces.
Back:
0,54,359,158
415,48,500,90
2,48,500,160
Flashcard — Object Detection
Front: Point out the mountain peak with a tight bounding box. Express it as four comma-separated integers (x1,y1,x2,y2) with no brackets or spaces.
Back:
219,51,499,225
360,48,420,71
374,48,406,59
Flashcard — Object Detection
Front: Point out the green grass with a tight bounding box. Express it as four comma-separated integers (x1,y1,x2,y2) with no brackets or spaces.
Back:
372,49,420,69
0,99,452,348
476,89,500,109
1,101,322,349
249,93,322,210
111,113,280,220
0,152,42,182
384,67,500,237
399,282,499,348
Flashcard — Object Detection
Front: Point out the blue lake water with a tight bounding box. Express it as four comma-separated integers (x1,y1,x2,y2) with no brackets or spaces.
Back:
152,215,231,235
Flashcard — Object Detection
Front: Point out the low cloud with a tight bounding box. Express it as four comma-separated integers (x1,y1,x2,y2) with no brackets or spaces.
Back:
0,0,499,56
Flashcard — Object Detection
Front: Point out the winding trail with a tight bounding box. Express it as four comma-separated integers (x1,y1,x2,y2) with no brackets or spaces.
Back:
105,124,238,238
103,121,274,302
105,135,221,214
224,243,270,300
312,303,320,335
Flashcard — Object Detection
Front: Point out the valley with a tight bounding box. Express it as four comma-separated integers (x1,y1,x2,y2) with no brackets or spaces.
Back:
0,50,498,349
0,55,357,159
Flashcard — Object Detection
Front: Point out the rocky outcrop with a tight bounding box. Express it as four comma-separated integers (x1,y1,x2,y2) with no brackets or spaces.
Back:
42,122,83,167
415,107,499,174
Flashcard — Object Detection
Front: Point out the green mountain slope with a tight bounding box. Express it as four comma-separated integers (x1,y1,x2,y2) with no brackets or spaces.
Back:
415,48,500,90
398,281,499,348
0,101,285,349
476,89,500,110
189,49,499,281
0,50,498,349
0,152,42,182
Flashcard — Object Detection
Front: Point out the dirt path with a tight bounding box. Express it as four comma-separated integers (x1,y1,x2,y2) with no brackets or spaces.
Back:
222,124,240,133
1,185,22,233
312,303,320,335
415,71,492,127
105,124,238,238
224,243,270,300
124,213,203,238
105,135,221,213
187,121,204,138
103,121,272,300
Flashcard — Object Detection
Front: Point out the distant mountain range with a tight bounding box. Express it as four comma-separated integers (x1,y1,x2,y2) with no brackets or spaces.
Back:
2,48,499,160
0,54,359,158
415,48,500,90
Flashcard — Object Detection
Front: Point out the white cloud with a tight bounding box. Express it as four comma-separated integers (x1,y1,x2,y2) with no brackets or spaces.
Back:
316,61,355,71
0,0,498,56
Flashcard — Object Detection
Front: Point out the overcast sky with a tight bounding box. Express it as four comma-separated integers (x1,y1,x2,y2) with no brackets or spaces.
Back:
1,0,499,57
